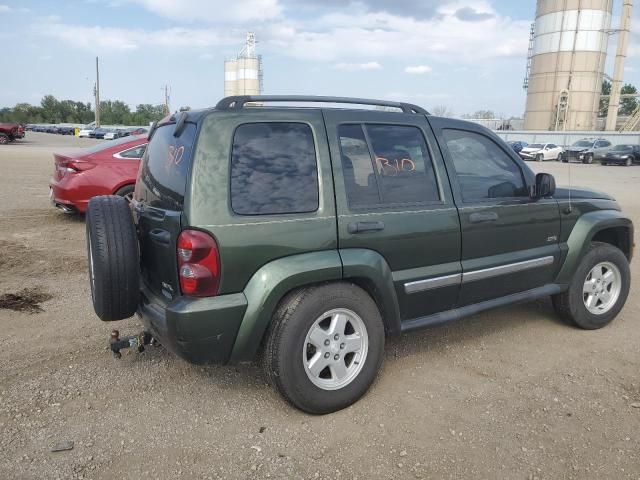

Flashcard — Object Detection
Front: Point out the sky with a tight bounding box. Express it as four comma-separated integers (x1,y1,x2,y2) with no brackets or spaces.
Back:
2,0,640,118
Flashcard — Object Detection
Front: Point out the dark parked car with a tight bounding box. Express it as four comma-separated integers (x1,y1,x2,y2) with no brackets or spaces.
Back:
85,96,633,414
57,126,75,135
602,144,640,166
89,127,111,139
126,127,148,136
506,140,528,153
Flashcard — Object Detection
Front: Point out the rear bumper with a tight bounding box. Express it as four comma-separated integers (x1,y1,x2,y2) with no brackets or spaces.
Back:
603,157,631,164
49,179,90,213
138,284,248,365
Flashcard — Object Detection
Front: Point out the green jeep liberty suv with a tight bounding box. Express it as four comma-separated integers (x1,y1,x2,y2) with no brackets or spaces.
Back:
86,96,634,414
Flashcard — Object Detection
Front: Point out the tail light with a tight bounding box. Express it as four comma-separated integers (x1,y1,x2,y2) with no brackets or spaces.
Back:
56,158,96,173
177,229,220,297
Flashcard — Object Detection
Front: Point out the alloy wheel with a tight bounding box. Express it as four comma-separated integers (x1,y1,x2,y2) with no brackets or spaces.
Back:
303,308,369,390
583,262,622,315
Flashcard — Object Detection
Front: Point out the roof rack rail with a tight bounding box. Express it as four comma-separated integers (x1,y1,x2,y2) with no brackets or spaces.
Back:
215,95,430,115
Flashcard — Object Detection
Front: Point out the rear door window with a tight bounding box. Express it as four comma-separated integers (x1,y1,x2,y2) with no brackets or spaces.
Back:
138,122,197,209
367,124,440,205
230,122,319,215
338,123,440,208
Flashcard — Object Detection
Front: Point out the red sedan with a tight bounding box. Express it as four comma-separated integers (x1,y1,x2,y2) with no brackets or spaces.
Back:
49,135,148,213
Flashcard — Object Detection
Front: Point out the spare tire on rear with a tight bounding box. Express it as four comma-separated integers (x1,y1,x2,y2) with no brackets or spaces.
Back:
86,195,140,321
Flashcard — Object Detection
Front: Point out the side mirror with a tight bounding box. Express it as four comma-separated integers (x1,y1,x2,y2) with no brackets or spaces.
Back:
534,173,556,198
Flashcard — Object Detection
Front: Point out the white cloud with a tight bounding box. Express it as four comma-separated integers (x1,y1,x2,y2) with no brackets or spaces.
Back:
129,0,282,23
333,61,381,72
0,5,30,13
34,0,529,68
263,3,529,63
404,65,432,74
35,21,236,51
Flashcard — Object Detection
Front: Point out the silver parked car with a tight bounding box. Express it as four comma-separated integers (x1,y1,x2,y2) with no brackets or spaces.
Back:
563,138,613,164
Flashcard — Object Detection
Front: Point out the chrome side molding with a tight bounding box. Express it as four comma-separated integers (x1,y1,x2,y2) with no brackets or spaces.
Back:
404,256,555,294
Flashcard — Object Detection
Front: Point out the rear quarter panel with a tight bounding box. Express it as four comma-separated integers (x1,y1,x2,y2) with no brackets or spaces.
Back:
186,109,338,295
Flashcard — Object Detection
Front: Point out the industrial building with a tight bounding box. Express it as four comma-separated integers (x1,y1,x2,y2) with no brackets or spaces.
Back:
224,33,264,97
523,0,633,131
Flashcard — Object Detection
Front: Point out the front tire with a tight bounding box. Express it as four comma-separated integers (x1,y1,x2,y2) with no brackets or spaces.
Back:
0,133,8,145
536,153,543,162
626,157,632,167
583,154,594,164
552,242,630,330
263,283,385,414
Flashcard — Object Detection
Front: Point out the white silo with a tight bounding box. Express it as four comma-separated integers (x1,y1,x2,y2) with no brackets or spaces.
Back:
523,0,613,131
224,59,238,97
223,32,263,97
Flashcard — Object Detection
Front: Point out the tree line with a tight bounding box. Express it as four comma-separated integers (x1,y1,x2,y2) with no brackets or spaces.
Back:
0,95,167,125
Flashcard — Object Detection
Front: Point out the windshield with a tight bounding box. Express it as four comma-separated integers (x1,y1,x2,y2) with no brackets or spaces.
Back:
82,135,145,154
612,144,633,151
572,140,593,147
527,144,543,149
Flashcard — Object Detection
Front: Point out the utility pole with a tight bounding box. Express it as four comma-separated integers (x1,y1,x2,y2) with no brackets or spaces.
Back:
606,0,633,131
94,56,101,127
163,85,171,115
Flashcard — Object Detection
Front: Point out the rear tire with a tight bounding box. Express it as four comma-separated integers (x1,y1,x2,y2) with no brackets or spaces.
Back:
86,195,140,321
552,242,630,330
263,283,385,414
0,133,8,145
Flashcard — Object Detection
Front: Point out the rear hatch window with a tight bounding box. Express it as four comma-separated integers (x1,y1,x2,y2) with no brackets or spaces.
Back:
134,120,197,300
136,122,197,209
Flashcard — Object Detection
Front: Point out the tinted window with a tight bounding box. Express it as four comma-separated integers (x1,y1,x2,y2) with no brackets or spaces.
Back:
231,123,318,215
367,125,439,204
548,144,557,149
138,122,196,209
612,144,633,151
338,124,440,208
443,129,528,202
118,144,147,159
338,125,381,207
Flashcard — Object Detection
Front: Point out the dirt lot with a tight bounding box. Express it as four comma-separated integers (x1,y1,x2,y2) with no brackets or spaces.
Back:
1,132,639,479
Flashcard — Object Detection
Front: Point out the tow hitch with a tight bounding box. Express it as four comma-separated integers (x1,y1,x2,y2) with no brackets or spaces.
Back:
109,330,155,358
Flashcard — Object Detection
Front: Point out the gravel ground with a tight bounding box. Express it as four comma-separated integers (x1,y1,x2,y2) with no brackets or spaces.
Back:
1,132,639,480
